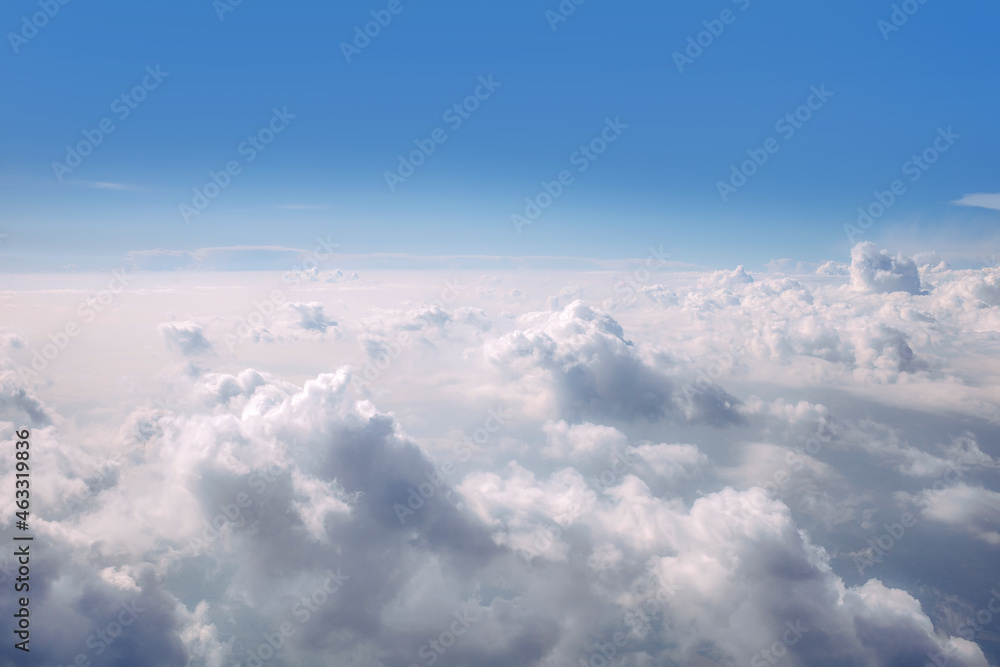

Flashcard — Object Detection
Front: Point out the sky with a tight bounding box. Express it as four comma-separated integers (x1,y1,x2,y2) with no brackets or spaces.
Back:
1,0,999,271
3,3,1000,667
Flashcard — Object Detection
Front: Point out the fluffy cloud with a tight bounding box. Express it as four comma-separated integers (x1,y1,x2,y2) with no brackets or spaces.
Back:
286,302,338,333
1,244,999,666
486,300,743,426
851,242,923,295
160,321,215,356
910,484,1000,545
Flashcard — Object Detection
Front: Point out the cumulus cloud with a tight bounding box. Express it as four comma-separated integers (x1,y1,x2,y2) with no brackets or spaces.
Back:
286,302,338,333
0,369,51,425
0,332,24,350
851,242,923,294
486,300,743,426
2,246,999,666
911,484,1000,544
816,260,849,276
541,420,627,460
633,442,708,481
486,300,673,421
700,264,754,290
159,321,215,356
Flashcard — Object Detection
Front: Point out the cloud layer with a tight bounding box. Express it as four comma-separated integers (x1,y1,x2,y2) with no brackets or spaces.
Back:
1,243,999,667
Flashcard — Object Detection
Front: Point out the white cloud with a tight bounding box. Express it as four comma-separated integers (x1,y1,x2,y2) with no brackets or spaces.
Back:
1,246,998,666
851,242,923,294
541,420,627,460
911,483,1000,544
73,180,148,191
159,321,214,356
951,193,1000,212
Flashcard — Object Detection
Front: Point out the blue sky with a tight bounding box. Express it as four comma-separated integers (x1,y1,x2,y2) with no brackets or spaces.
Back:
1,0,998,271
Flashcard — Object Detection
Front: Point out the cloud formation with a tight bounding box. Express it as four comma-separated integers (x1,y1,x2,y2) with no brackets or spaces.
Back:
160,321,215,356
951,193,1000,212
851,241,923,294
1,242,998,666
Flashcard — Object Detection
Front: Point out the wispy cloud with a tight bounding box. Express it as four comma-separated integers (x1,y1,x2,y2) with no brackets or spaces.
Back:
73,180,148,192
127,245,322,271
950,192,1000,212
121,247,699,272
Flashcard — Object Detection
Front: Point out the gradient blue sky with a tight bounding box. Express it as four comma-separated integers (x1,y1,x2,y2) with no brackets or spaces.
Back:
1,0,998,271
